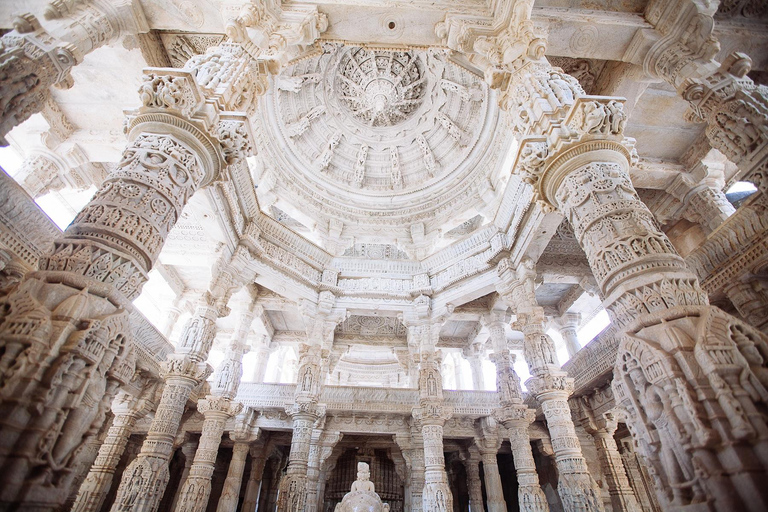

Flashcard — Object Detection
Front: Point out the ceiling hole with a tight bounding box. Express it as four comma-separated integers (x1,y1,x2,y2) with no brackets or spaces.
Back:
388,21,396,30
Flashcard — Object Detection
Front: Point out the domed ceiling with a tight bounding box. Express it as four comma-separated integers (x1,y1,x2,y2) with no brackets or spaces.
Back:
253,43,510,254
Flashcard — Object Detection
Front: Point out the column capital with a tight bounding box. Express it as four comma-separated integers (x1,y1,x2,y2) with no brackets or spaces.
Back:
197,395,243,419
493,404,536,428
231,441,251,457
526,373,574,400
553,312,581,331
160,354,213,384
285,399,324,422
412,401,453,427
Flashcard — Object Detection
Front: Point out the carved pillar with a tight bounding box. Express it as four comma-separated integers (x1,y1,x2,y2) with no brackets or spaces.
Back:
277,293,341,511
173,397,242,512
0,0,149,144
396,429,425,512
241,444,267,512
641,3,768,193
161,295,186,338
724,278,768,332
500,54,768,507
669,176,736,234
412,325,453,512
109,355,210,512
464,344,485,391
169,439,198,512
305,427,323,512
252,337,272,382
277,401,322,512
504,415,549,512
216,441,250,512
581,412,640,512
0,39,261,511
175,301,254,512
71,386,157,512
618,440,661,512
498,260,602,512
477,421,506,512
553,313,582,359
463,450,484,512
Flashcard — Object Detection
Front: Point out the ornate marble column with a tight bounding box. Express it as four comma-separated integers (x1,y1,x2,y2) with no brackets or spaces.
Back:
641,1,768,193
411,321,453,512
463,449,484,512
499,52,768,507
477,419,507,512
0,38,261,511
174,396,242,512
724,278,768,332
486,316,548,512
71,384,158,512
464,343,485,391
396,428,426,512
668,174,735,234
169,439,198,512
553,313,582,359
161,295,187,338
305,426,324,512
580,411,640,512
498,260,602,512
174,301,255,512
251,335,273,382
241,444,267,512
110,354,211,512
0,0,149,144
277,399,323,512
277,293,340,512
216,441,250,512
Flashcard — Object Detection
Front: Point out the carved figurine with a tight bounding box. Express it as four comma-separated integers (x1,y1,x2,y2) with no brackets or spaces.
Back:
334,462,390,512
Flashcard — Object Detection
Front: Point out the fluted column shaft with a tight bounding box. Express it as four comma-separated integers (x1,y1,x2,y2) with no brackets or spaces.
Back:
216,442,250,512
71,389,154,512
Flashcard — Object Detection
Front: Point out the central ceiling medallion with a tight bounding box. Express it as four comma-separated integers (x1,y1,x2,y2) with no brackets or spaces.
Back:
336,48,426,127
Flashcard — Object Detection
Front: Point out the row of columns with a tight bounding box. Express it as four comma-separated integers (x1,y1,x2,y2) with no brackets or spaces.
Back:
482,27,768,509
0,0,331,506
0,3,765,512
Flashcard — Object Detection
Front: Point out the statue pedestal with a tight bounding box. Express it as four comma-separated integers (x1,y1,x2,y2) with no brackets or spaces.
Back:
336,490,388,512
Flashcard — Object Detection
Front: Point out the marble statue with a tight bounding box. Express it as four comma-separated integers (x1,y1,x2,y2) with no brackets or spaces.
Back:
334,463,390,512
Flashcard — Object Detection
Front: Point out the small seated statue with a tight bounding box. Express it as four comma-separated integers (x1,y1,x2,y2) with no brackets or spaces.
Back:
334,462,390,512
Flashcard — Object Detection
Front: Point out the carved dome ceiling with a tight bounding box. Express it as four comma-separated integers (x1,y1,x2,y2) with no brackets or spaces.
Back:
253,43,509,253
